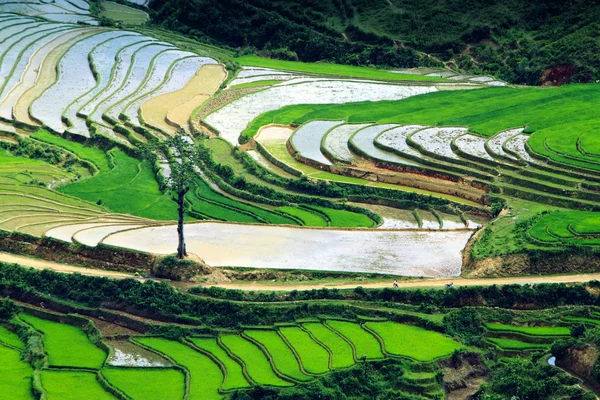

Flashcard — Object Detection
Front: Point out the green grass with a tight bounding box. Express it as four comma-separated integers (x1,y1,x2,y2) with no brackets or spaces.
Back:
219,334,293,387
0,326,24,349
234,55,446,83
304,205,374,228
19,313,106,369
487,337,551,350
326,320,383,359
528,211,600,246
0,344,34,400
102,368,185,400
276,206,328,227
100,1,148,25
279,327,330,375
41,370,115,400
244,330,312,382
485,323,570,337
302,323,355,369
134,337,222,400
188,337,251,390
31,130,111,173
0,149,74,185
60,149,177,220
365,321,463,361
230,80,283,89
563,317,600,325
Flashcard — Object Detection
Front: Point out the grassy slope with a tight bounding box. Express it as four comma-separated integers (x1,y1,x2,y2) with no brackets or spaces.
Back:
234,55,446,82
19,313,106,369
279,327,330,375
102,368,185,400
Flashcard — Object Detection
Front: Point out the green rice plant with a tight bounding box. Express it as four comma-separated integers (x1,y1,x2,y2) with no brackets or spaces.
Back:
102,367,185,400
485,323,570,337
244,330,312,381
219,334,293,387
279,327,330,374
31,130,111,173
364,321,463,361
276,206,328,227
187,337,251,390
302,323,355,369
134,337,223,400
0,344,34,400
41,370,115,400
230,80,282,89
234,56,445,82
0,326,24,349
487,337,551,351
303,205,374,228
326,320,383,359
60,149,178,220
19,313,106,369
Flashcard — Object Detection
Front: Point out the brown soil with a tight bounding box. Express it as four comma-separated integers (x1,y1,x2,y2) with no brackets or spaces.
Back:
441,352,489,399
87,316,141,336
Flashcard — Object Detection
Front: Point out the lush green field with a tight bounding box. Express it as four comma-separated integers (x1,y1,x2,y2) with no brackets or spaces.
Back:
302,323,354,369
134,338,223,400
276,206,328,227
0,149,74,186
31,130,111,173
100,1,148,25
487,337,551,350
244,330,312,382
59,149,177,220
234,56,446,83
304,205,375,228
188,337,251,390
0,344,34,400
219,335,293,387
279,327,330,374
326,321,383,359
0,326,24,349
230,80,283,89
365,322,463,361
41,370,115,400
102,367,185,400
19,314,106,369
485,323,571,336
529,211,600,246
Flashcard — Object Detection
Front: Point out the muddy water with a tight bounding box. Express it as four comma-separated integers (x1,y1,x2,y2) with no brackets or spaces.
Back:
103,223,474,277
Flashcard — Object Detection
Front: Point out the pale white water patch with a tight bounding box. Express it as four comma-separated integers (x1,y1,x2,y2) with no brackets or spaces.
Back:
411,127,468,160
322,123,370,163
108,349,168,367
290,120,343,166
103,222,473,277
454,134,494,161
486,128,523,160
205,81,437,145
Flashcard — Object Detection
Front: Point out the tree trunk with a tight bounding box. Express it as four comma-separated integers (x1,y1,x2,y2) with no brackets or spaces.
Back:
176,189,187,259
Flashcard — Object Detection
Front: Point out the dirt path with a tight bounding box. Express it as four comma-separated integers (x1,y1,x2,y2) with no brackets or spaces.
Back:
0,252,141,280
4,252,600,292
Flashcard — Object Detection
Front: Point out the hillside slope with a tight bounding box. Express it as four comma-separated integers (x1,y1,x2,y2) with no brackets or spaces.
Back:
148,0,600,85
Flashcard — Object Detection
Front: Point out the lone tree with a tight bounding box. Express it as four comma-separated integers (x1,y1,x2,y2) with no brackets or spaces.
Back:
163,131,197,259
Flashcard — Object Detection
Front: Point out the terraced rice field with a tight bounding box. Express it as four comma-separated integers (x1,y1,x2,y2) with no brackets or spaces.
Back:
487,337,551,351
19,313,107,369
244,330,312,382
302,323,355,369
134,337,223,400
279,326,330,375
0,344,34,400
326,320,384,359
365,321,463,361
99,1,148,25
219,335,293,387
187,337,251,390
102,368,185,400
484,323,570,337
41,370,115,400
